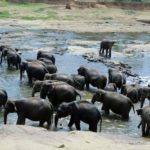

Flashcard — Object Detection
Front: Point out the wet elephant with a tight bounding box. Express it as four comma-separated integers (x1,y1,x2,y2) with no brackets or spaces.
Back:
108,68,126,90
99,40,115,58
92,89,135,120
77,66,107,90
4,98,53,129
137,106,150,137
0,89,8,108
104,83,117,92
20,61,48,85
37,51,55,64
40,82,81,107
55,100,102,132
121,84,142,103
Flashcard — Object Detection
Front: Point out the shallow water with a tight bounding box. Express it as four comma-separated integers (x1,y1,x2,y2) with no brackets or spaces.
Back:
0,28,150,139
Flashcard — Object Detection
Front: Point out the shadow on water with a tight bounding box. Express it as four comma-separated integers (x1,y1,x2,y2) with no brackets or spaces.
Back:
0,28,150,139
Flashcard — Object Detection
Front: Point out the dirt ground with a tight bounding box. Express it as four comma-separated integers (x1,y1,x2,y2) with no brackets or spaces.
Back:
0,125,150,150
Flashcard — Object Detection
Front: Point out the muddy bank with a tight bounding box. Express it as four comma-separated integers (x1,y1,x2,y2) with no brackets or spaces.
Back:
0,125,150,150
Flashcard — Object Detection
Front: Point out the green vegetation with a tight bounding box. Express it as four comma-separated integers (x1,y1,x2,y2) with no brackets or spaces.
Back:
0,10,10,18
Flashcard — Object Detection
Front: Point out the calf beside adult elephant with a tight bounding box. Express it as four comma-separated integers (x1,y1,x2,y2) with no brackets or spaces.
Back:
108,68,126,90
137,106,150,137
40,82,81,107
78,66,107,90
4,98,53,129
0,89,8,108
55,100,102,132
92,89,135,120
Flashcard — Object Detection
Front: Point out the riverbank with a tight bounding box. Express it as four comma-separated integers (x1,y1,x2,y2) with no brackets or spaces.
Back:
0,125,150,150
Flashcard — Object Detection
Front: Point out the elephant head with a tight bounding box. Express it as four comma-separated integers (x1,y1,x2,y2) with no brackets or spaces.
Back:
55,102,72,128
20,61,28,80
91,89,105,104
4,101,17,124
77,66,87,76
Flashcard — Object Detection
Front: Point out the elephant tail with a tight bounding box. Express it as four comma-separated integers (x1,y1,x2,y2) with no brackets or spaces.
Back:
99,116,102,132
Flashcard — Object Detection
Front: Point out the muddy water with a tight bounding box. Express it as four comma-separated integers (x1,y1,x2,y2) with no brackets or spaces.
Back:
0,28,150,139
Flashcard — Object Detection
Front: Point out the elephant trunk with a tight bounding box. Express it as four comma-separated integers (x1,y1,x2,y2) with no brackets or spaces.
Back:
91,97,96,104
55,114,60,128
4,110,8,124
32,89,35,97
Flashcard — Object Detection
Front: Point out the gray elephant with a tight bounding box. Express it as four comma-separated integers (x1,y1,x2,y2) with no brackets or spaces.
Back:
20,61,48,85
108,68,126,90
37,50,55,64
121,84,142,103
4,98,53,129
78,66,107,90
104,83,117,92
55,100,102,132
99,40,115,58
40,82,81,107
0,48,21,70
44,73,85,90
137,106,150,137
138,86,150,108
92,89,135,120
0,89,8,107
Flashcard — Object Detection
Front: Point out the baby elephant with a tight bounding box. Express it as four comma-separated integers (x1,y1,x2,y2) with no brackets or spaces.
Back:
4,98,53,129
137,106,150,137
55,101,102,132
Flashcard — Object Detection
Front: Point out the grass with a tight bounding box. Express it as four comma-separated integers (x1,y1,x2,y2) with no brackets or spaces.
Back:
0,10,10,18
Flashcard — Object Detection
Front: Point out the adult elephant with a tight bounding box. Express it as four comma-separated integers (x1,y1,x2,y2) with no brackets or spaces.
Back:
37,51,55,64
55,100,102,132
108,68,126,90
20,61,48,85
40,82,81,107
92,89,135,120
77,66,107,90
104,83,117,92
138,86,150,108
99,40,115,58
0,49,21,70
137,106,150,137
4,98,53,129
44,73,85,90
121,84,142,103
0,89,8,108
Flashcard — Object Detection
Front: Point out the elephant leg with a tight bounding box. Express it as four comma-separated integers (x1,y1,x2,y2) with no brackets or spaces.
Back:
27,75,33,86
85,82,89,90
74,119,81,130
105,49,108,57
46,116,53,129
105,108,110,115
140,98,145,108
68,115,74,128
89,123,97,132
122,113,129,121
109,48,111,58
16,115,26,125
145,123,149,136
39,120,45,127
138,121,142,128
142,121,146,137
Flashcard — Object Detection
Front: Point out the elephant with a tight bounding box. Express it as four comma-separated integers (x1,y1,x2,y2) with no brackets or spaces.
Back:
0,48,21,70
108,68,126,90
55,100,102,132
37,51,55,64
44,73,85,90
77,66,107,90
121,84,142,103
137,106,150,137
20,61,48,85
99,40,115,58
4,98,53,129
91,89,135,120
138,86,150,108
0,89,8,108
104,83,117,92
32,80,61,97
40,82,81,107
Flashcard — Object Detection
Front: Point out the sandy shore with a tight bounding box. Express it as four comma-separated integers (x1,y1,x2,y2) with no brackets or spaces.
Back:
0,125,150,150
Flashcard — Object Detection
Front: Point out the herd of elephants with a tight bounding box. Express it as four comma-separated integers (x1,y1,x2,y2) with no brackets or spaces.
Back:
0,40,150,137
